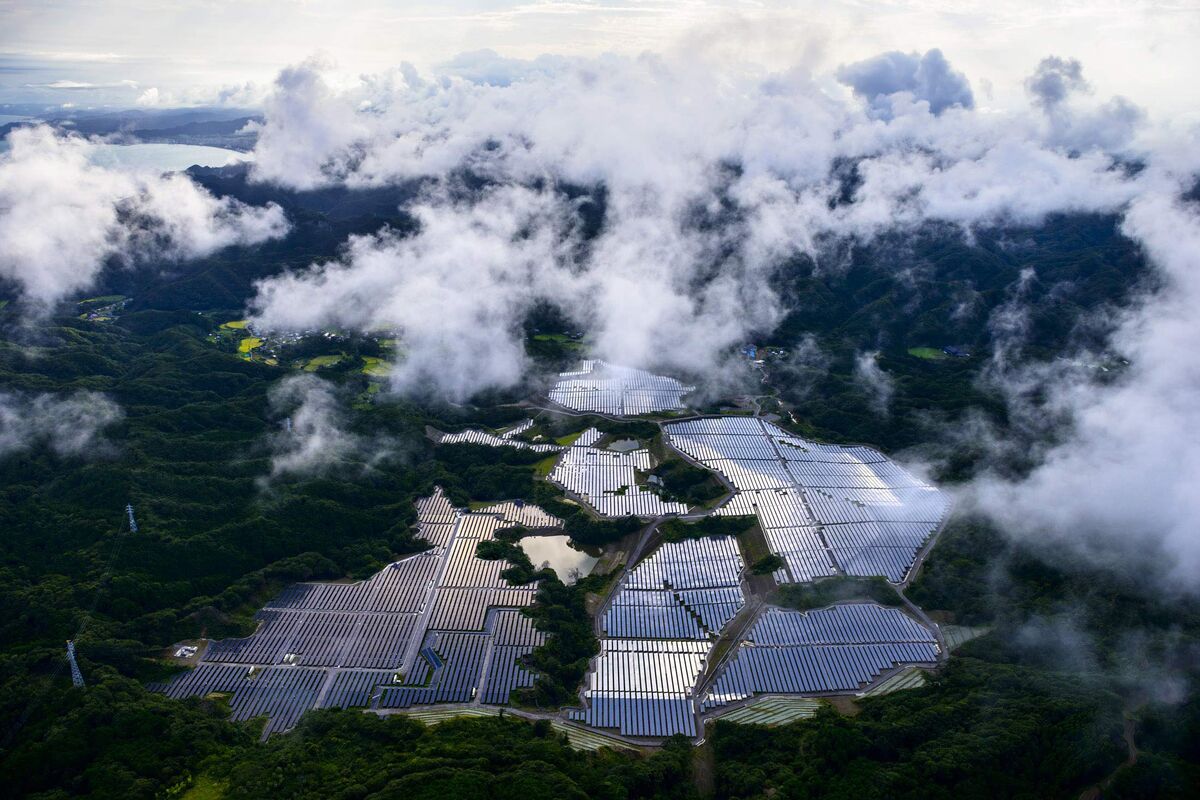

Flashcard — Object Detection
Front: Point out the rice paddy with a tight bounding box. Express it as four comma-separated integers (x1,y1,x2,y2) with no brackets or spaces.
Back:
361,356,390,376
396,706,499,725
304,354,344,371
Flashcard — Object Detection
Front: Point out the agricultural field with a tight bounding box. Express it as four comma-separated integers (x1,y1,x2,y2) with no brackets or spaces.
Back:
361,355,390,376
907,346,949,360
77,295,129,322
303,354,344,371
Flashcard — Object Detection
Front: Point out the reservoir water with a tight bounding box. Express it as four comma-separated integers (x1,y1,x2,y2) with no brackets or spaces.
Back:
0,130,250,171
518,535,599,584
85,143,251,171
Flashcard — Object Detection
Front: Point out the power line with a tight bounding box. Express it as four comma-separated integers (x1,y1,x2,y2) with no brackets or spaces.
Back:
0,505,135,749
66,641,85,688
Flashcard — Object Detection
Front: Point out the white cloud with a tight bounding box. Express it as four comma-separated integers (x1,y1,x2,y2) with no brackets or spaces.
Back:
265,374,359,479
971,174,1200,594
250,187,560,400
1025,55,1088,111
853,351,895,415
245,53,1147,400
24,79,138,90
836,48,974,119
1024,57,1147,152
239,49,1200,590
0,125,289,310
264,374,391,480
0,390,123,458
134,81,269,109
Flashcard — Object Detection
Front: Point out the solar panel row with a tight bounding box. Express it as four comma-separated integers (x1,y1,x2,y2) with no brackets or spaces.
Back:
549,360,695,416
320,669,395,709
700,604,940,710
664,417,951,584
579,537,746,737
482,645,540,704
438,426,563,453
550,428,689,518
154,489,561,735
571,693,696,737
224,667,327,736
701,642,940,708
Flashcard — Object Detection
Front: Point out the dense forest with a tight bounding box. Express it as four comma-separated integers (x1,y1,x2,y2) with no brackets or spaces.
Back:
0,175,1196,798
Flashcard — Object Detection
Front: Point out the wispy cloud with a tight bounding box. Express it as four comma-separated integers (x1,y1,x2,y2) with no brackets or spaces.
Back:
22,79,138,90
0,390,123,459
0,125,289,311
239,49,1200,592
262,374,397,483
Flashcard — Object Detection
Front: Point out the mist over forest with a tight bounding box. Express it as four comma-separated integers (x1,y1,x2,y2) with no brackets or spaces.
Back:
2,7,1199,799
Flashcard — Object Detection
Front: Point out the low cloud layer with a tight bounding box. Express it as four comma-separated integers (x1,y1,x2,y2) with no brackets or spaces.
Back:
972,183,1200,592
264,374,392,481
238,50,1200,589
0,390,123,458
0,125,289,310
247,51,1145,401
853,351,894,416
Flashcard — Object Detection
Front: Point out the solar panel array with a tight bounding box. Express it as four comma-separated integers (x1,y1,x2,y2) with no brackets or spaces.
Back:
500,419,535,439
665,417,951,583
438,423,563,453
153,489,556,734
550,427,689,518
574,537,745,737
701,603,939,710
549,360,695,416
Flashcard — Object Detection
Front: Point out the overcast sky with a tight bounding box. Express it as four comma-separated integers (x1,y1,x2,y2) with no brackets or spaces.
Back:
2,1,1198,120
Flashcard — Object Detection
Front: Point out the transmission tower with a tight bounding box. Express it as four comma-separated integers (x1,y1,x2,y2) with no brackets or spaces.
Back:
66,641,84,688
126,503,138,533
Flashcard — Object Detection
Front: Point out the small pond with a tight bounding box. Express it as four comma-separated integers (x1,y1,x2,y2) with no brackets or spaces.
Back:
518,535,599,585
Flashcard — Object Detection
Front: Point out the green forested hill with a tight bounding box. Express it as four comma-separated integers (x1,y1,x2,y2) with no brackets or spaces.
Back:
0,200,1195,798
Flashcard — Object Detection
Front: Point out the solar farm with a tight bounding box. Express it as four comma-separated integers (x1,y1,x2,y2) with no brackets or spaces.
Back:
699,604,939,711
154,362,952,742
570,536,746,736
549,427,689,517
436,418,564,453
665,416,952,583
152,490,556,735
549,360,695,415
567,535,940,738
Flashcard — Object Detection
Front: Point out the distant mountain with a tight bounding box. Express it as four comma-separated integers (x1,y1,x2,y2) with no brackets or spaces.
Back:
0,106,261,149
